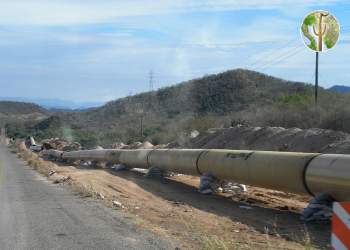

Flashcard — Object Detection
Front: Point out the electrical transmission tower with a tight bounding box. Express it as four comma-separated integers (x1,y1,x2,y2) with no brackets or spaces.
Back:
149,70,154,92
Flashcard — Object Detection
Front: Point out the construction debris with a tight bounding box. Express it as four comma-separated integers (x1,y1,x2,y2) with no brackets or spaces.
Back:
110,142,127,149
113,164,128,171
97,192,105,200
301,193,334,222
42,138,81,151
109,141,154,149
128,142,142,149
30,144,43,152
199,174,220,194
80,160,92,167
25,136,36,148
190,130,200,138
221,181,247,194
112,200,124,208
49,170,56,176
123,141,154,149
199,174,248,195
53,176,71,184
146,166,164,178
24,136,43,152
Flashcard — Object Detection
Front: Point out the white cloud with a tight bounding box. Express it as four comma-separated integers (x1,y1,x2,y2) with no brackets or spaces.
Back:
0,0,343,26
0,0,347,101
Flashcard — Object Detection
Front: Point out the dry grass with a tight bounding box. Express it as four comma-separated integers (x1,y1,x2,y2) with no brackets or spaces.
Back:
70,182,99,198
202,236,230,250
17,142,52,176
302,231,316,250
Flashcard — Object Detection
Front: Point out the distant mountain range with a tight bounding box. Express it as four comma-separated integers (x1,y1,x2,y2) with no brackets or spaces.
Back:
2,86,348,110
328,85,350,94
0,101,48,115
0,97,104,110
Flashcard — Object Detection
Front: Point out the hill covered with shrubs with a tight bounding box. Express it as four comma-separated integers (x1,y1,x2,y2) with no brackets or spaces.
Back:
6,69,350,147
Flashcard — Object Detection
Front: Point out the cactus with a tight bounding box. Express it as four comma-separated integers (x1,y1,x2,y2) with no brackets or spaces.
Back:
312,12,329,51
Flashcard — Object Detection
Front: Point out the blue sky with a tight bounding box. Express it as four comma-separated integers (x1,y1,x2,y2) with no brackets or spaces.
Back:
0,0,349,102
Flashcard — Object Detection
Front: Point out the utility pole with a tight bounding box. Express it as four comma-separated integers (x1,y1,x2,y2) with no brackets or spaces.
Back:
148,70,155,110
315,52,319,105
312,12,328,105
135,104,144,139
140,116,143,138
301,11,340,105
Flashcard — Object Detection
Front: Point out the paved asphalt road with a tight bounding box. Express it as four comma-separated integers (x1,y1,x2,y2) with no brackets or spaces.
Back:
0,144,176,249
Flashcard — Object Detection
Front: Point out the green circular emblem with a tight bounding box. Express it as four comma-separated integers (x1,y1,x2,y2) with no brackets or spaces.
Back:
301,10,340,52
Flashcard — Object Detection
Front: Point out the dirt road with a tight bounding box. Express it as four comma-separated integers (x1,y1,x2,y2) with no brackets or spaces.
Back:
0,144,176,249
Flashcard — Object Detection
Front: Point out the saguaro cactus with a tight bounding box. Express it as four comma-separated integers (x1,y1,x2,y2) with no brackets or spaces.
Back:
312,12,329,51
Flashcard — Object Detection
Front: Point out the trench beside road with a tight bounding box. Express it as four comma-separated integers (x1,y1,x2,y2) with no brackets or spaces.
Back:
0,144,176,249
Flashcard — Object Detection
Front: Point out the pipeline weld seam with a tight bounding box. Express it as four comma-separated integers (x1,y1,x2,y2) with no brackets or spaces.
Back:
195,150,209,175
146,149,156,169
244,152,254,160
302,154,322,197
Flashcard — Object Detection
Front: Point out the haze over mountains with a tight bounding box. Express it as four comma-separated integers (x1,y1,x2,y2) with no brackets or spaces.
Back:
0,97,103,110
0,83,347,111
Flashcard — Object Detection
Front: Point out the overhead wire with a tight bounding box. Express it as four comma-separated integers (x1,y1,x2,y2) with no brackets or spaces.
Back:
253,45,305,71
247,38,301,69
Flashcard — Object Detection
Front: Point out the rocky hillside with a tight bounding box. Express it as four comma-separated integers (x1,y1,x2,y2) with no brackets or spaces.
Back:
69,68,314,124
7,69,350,147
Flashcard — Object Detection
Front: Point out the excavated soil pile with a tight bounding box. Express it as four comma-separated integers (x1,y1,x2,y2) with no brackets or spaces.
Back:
175,126,350,153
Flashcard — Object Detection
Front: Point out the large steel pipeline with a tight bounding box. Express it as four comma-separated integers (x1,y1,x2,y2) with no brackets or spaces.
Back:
43,149,350,201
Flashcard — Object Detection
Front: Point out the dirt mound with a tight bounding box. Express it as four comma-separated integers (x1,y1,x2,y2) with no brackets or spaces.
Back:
172,125,350,153
110,142,128,149
137,141,154,149
109,141,155,149
41,138,81,151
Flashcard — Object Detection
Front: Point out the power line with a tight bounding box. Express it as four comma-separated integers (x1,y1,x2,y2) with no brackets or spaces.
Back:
253,45,305,71
252,45,299,70
247,38,300,69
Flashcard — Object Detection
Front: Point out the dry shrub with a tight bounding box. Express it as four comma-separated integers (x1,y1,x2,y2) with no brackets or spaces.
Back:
69,181,97,198
16,141,52,176
202,236,229,250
